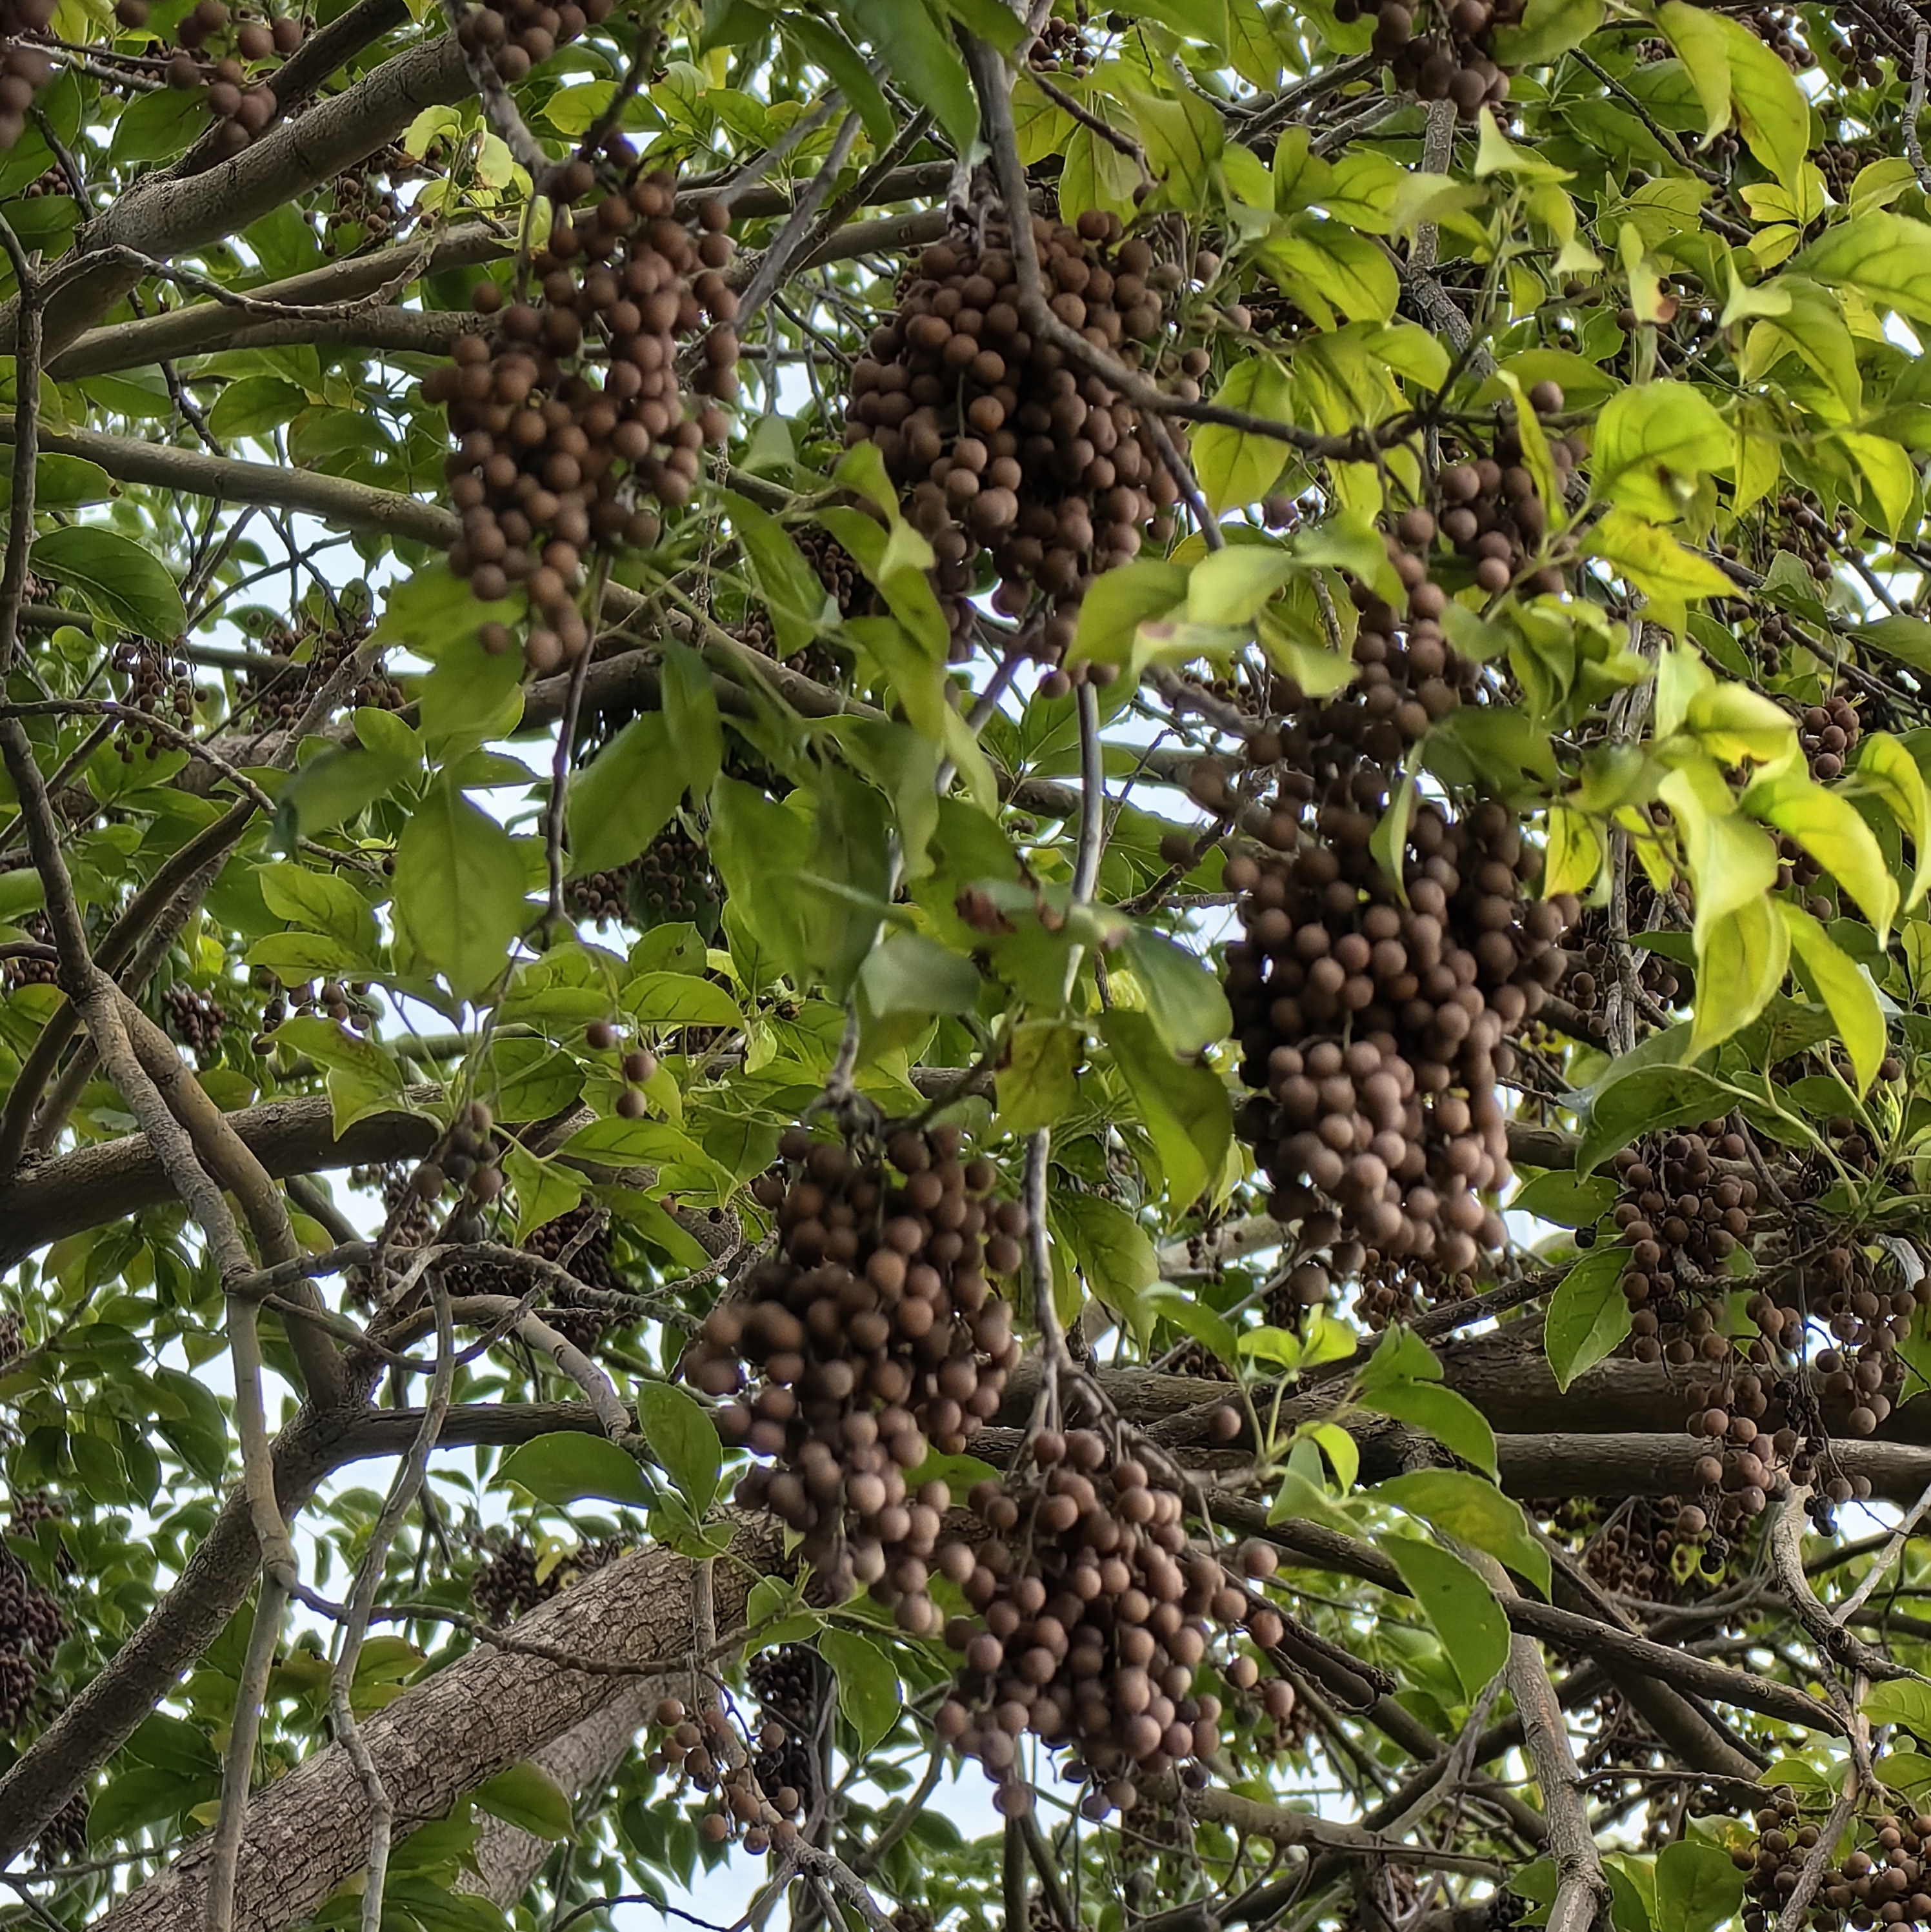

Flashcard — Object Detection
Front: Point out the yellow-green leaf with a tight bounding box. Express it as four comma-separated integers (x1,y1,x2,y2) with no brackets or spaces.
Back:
1745,769,1899,943
1690,891,1788,1057
1779,902,1885,1094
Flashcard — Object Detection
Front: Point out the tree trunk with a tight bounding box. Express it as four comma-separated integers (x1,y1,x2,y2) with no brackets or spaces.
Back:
97,1546,754,1932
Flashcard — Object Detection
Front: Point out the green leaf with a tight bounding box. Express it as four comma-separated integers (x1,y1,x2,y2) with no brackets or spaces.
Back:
1068,559,1190,670
1543,1246,1635,1391
1376,1534,1509,1698
1690,892,1789,1058
996,1018,1081,1136
1586,509,1735,612
1186,545,1296,627
819,1627,899,1756
394,781,529,1000
1745,769,1898,943
1794,214,1931,328
843,0,979,157
1510,1169,1617,1227
567,649,718,880
90,1766,206,1845
1490,0,1603,65
1576,1063,1737,1173
472,1762,575,1841
635,1382,723,1516
1377,1469,1553,1598
1101,1007,1232,1212
495,1432,652,1507
1599,380,1737,521
255,861,378,957
622,972,744,1031
1857,731,1931,911
1126,86,1223,210
1192,357,1295,515
858,931,981,1018
1114,927,1232,1054
1358,1378,1497,1477
32,526,186,640
277,742,415,844
778,15,897,150
1779,903,1885,1096
206,376,310,441
1052,1191,1159,1327
1654,1839,1747,1932
501,1143,583,1247
1864,1679,1931,1740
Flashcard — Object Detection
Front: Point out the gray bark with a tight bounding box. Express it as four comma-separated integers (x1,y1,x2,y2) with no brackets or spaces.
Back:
96,1545,750,1932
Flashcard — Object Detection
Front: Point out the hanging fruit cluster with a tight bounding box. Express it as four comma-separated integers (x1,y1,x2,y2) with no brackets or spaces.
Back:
1224,790,1570,1285
1739,1806,1931,1932
454,0,614,83
1799,694,1859,783
846,216,1179,670
747,1644,823,1819
140,2,306,156
1334,0,1522,117
1609,1130,1757,1362
585,1017,656,1119
431,172,737,674
237,608,399,732
161,982,227,1068
470,1530,621,1624
648,1693,796,1853
1558,906,1684,1022
566,820,723,935
3,912,56,992
683,1122,1025,1629
935,1432,1283,1820
0,1496,66,1731
0,0,55,154
112,638,197,760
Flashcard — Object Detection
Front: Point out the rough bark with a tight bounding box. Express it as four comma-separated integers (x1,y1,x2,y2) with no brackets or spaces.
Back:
461,1678,674,1907
96,1544,755,1932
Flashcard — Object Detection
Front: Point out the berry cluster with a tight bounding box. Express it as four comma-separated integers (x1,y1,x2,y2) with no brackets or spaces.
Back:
1336,0,1521,117
3,912,56,992
1225,796,1569,1281
648,1694,797,1853
149,3,305,157
406,1102,505,1213
747,1644,823,1819
525,1202,620,1353
431,173,737,673
161,981,227,1068
0,0,52,153
1799,694,1859,783
1428,411,1574,602
566,818,723,935
1558,906,1684,1021
1782,1229,1927,1441
34,1790,87,1868
1821,15,1882,86
1030,14,1094,74
237,610,399,731
470,1530,620,1625
325,161,407,252
684,1122,1025,1625
848,218,1178,670
0,1496,65,1731
585,1017,656,1118
1610,1129,1757,1359
112,638,196,760
936,1431,1281,1818
453,0,613,85
1738,1804,1931,1932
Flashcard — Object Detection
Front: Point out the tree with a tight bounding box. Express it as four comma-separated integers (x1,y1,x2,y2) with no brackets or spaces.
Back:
3,0,1931,1926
